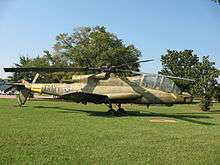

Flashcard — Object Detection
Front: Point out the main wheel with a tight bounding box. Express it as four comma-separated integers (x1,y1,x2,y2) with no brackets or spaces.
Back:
107,109,116,115
117,108,127,115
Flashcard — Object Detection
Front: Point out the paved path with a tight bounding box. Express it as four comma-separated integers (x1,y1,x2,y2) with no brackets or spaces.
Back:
0,95,15,99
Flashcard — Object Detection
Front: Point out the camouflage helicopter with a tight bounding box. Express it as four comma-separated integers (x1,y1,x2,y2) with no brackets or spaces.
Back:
1,60,194,114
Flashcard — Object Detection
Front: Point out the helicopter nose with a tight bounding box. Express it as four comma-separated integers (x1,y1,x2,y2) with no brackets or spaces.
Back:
182,92,193,103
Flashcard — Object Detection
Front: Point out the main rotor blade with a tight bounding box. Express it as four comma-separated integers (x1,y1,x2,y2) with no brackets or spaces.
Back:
4,59,154,73
158,74,195,82
114,59,154,69
4,67,101,73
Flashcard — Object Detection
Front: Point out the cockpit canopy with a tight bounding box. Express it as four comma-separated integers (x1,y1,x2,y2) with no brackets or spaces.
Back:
129,74,181,94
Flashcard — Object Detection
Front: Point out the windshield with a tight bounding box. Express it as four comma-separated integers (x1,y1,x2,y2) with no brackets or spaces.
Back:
142,74,181,94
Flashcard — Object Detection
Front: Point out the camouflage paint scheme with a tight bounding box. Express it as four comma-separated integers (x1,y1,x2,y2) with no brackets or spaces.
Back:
13,73,192,106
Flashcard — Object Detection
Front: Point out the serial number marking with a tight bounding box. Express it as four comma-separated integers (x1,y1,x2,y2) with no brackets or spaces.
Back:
42,85,72,94
42,85,58,93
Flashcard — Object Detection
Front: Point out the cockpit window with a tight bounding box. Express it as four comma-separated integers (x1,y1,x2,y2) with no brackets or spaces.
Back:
128,74,182,94
142,75,157,88
142,74,181,94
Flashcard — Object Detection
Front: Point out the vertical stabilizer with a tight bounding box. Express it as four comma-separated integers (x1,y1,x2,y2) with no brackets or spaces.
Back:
16,88,30,106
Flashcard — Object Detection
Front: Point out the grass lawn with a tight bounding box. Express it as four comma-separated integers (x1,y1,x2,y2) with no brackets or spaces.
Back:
0,98,219,164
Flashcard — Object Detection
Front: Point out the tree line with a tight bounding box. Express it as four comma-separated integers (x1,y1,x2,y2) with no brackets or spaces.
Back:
9,26,220,111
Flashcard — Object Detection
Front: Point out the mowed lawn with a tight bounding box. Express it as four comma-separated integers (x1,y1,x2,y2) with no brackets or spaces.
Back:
0,98,219,164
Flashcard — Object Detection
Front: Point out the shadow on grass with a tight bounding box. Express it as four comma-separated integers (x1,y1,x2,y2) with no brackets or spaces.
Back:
210,110,220,113
172,110,220,115
33,105,215,126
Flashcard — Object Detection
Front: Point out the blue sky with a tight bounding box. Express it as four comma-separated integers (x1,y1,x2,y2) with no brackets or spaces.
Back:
0,0,220,78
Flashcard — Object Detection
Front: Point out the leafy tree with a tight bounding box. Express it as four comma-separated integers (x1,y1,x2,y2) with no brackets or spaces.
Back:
191,56,219,111
9,55,55,83
160,49,199,92
9,55,63,82
214,84,220,102
212,0,220,4
160,50,220,111
8,56,32,82
52,26,141,70
10,26,141,82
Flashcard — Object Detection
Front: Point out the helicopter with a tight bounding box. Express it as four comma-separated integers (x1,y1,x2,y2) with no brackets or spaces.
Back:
1,59,194,114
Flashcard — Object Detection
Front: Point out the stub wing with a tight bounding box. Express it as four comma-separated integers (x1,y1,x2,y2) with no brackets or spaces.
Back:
60,92,142,104
60,92,109,104
107,93,142,100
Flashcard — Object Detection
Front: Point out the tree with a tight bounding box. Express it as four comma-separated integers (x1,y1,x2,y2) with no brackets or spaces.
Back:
160,49,199,92
52,26,141,70
8,56,32,82
10,26,141,82
214,84,220,102
191,56,219,111
9,55,53,83
212,0,220,4
160,50,219,111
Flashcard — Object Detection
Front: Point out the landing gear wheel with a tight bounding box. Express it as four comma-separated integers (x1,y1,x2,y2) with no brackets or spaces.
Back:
116,104,127,115
107,109,116,115
117,108,127,115
105,101,116,116
117,108,126,113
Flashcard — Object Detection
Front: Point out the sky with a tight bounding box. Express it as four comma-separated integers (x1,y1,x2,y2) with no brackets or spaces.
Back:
0,0,220,78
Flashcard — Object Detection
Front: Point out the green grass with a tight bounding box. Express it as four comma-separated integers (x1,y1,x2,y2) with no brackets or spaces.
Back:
0,98,219,164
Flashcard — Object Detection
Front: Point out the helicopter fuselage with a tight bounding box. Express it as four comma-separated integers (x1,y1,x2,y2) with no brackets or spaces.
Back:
22,73,192,105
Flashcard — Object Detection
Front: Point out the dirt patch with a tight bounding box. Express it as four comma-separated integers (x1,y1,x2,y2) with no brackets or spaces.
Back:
150,118,176,123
